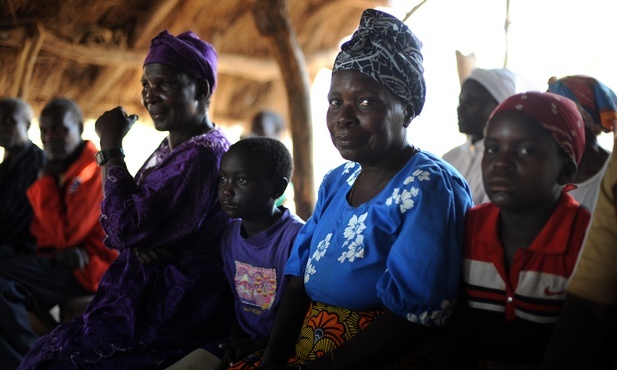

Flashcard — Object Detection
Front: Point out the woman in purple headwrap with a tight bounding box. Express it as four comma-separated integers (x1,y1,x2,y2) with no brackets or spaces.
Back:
19,30,234,369
229,9,472,370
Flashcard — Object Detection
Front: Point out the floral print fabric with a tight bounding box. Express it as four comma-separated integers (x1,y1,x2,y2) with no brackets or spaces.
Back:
285,151,472,326
230,302,441,370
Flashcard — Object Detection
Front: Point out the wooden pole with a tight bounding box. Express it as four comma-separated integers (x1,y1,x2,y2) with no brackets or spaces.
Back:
504,0,511,68
18,23,45,99
253,0,315,220
402,0,428,22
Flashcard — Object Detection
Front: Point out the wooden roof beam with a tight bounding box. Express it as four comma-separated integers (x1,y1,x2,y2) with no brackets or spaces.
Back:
10,23,44,99
18,23,45,99
39,26,145,67
9,28,32,97
38,27,337,80
253,0,315,219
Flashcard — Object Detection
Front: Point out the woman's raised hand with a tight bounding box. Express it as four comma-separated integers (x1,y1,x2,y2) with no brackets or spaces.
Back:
95,106,138,149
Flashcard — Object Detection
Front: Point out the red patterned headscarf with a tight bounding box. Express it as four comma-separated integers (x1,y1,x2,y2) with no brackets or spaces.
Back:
144,30,218,92
489,91,586,165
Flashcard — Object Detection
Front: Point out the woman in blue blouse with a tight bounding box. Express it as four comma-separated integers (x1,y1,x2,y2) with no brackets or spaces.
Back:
237,9,473,370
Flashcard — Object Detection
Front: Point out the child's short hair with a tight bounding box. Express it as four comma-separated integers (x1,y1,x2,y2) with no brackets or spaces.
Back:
230,137,293,181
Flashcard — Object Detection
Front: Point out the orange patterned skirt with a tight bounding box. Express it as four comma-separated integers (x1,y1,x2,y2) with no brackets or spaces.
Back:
230,301,440,370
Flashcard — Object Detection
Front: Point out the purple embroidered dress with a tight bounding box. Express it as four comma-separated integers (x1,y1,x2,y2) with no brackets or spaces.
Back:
20,128,234,369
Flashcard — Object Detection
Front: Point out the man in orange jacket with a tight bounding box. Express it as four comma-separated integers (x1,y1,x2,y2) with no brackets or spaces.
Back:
0,98,118,369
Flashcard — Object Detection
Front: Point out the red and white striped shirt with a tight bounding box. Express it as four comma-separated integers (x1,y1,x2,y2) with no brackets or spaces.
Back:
461,192,591,364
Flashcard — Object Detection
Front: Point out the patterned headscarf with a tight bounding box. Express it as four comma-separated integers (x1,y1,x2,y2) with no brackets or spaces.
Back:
332,9,425,118
466,68,538,104
489,91,585,165
547,75,617,133
144,30,218,92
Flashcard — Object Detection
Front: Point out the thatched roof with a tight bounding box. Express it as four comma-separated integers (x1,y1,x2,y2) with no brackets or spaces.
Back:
0,0,387,128
1,0,391,219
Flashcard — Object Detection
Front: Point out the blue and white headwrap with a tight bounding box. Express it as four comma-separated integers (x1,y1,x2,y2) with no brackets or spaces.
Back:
332,9,426,118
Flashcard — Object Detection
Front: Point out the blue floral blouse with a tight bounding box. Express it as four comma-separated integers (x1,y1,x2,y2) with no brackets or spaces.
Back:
285,150,472,326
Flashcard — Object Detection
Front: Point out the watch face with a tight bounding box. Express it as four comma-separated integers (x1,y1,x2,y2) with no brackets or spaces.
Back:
95,149,124,165
95,151,105,165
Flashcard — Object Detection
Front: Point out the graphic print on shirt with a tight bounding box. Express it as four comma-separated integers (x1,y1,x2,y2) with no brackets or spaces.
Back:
68,176,83,194
234,261,277,310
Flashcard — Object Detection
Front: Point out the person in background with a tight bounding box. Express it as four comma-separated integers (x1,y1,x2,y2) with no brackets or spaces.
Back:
457,92,589,369
0,97,117,369
546,75,616,211
236,9,472,370
0,97,45,259
247,110,285,140
540,120,617,370
244,110,291,208
172,137,305,369
19,30,234,369
443,67,538,205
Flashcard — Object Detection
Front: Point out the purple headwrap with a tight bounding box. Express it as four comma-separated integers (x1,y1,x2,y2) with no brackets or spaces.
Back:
489,91,586,165
144,30,218,92
332,9,425,118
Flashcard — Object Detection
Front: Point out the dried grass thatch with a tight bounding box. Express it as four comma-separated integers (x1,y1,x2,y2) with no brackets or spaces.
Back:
0,0,389,218
0,0,387,128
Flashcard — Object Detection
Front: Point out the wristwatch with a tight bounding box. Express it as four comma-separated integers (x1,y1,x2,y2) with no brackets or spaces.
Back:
95,148,125,166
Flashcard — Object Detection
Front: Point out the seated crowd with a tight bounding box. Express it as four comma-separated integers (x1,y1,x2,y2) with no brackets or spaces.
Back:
0,8,615,370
